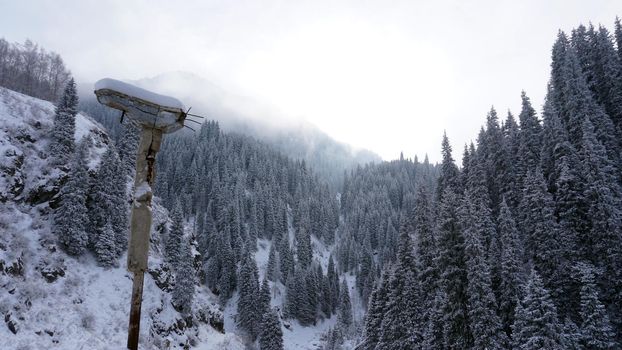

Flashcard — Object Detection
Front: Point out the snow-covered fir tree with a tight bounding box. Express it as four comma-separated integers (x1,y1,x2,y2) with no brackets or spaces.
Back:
336,279,352,332
116,119,140,179
259,309,284,350
376,223,421,350
49,78,78,166
54,139,89,256
165,201,185,269
462,193,508,349
266,243,279,282
172,239,196,314
95,219,117,267
511,269,562,349
237,252,261,339
88,145,128,259
578,263,617,349
497,198,525,336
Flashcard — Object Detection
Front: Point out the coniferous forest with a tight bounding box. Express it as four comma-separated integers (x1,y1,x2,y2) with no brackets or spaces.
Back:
150,18,622,349
3,12,622,350
359,20,622,350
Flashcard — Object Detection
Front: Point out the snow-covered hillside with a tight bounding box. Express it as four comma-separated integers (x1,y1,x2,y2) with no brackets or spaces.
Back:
0,87,240,349
0,87,362,349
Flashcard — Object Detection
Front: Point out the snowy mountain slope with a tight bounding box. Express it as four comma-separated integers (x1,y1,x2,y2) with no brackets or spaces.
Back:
0,87,108,204
0,87,243,350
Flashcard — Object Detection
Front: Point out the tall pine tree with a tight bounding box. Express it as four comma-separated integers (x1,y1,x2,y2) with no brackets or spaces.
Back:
511,269,562,349
54,139,89,256
49,78,78,166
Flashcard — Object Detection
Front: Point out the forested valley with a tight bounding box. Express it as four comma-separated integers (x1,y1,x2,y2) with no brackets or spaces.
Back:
2,16,622,350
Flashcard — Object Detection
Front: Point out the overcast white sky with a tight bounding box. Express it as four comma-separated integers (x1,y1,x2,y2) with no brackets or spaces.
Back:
1,0,620,161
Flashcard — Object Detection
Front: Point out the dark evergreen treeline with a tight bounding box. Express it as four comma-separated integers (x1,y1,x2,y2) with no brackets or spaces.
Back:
360,19,622,349
153,120,345,342
154,121,339,244
0,38,71,102
336,155,438,304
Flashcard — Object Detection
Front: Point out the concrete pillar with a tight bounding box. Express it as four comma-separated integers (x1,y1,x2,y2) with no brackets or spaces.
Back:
127,127,162,350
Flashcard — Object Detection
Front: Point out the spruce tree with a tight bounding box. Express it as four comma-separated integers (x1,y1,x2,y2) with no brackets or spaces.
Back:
109,151,129,256
296,267,315,326
562,317,583,350
116,119,140,179
572,24,622,134
165,202,185,269
482,106,505,214
337,279,353,332
54,139,89,256
266,242,279,282
361,271,389,350
421,290,447,349
436,188,471,349
259,278,271,316
49,78,78,166
519,169,562,301
436,132,460,202
579,118,622,327
285,267,315,325
237,253,261,339
413,183,437,312
497,198,525,336
320,269,332,318
284,271,298,319
462,193,508,350
89,146,125,256
296,226,312,267
307,267,320,320
517,91,542,177
377,223,421,350
259,309,283,350
511,269,562,349
501,111,521,209
172,240,196,314
279,237,294,283
578,263,617,350
218,228,237,300
95,219,117,267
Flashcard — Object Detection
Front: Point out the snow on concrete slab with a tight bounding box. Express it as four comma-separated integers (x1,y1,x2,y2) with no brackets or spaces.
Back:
95,78,185,110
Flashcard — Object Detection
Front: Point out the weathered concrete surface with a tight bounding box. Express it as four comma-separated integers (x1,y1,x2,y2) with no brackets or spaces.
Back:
127,127,162,273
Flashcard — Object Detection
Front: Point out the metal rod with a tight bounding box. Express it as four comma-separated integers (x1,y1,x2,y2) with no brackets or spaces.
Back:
186,112,206,118
185,118,202,125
